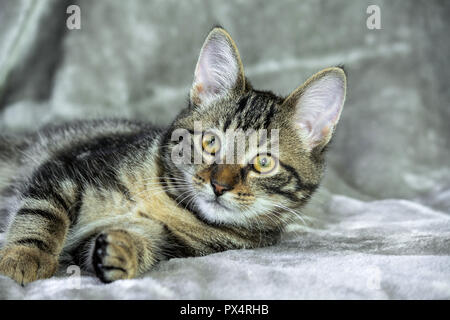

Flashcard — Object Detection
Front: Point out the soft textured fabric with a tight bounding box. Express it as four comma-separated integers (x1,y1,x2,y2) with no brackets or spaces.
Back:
0,0,449,299
1,194,450,299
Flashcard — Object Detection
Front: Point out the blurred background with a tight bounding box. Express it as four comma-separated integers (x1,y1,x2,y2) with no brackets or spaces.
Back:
0,0,449,207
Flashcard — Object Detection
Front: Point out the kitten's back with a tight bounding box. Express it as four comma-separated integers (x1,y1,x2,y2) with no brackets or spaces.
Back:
0,119,161,230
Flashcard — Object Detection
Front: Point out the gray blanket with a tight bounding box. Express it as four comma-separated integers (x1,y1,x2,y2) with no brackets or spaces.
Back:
0,0,449,299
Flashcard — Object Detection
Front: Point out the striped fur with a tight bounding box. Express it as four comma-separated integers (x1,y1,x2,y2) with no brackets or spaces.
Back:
0,27,346,284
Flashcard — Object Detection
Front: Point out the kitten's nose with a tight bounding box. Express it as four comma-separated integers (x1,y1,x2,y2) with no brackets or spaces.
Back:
211,180,232,197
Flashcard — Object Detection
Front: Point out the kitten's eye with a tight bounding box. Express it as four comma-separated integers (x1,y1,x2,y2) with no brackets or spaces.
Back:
202,132,220,155
252,154,277,174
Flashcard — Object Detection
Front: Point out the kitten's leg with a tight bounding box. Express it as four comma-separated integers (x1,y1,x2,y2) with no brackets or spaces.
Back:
0,196,71,285
92,229,149,282
78,220,165,283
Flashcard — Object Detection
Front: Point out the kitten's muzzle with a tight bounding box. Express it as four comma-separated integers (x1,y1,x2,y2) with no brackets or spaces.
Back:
211,179,232,197
209,164,241,197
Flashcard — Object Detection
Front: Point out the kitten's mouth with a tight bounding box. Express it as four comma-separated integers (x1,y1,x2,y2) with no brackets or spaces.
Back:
205,198,230,210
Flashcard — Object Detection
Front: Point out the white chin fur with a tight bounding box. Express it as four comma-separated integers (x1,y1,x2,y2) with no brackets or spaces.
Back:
194,195,273,226
194,197,249,226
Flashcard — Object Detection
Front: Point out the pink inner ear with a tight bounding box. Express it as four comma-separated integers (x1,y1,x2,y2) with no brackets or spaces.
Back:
295,74,345,149
193,34,239,105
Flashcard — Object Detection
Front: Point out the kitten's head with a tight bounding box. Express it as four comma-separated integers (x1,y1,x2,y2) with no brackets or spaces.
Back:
161,27,346,227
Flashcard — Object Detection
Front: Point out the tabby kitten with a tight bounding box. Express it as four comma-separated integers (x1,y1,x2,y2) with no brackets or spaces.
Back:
0,27,346,284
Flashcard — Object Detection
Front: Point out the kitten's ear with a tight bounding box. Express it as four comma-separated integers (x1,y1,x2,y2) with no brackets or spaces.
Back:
190,27,245,106
283,67,347,152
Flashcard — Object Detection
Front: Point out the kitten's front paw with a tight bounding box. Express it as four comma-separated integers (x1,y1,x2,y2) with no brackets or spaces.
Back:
92,230,138,283
0,246,58,285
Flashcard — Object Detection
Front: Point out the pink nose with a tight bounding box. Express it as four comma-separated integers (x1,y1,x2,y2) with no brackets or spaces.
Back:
211,180,231,197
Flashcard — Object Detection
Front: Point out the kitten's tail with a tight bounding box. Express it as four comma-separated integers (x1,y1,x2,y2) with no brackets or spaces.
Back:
0,135,18,233
0,134,24,187
0,135,10,155
0,135,18,162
